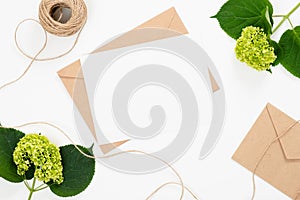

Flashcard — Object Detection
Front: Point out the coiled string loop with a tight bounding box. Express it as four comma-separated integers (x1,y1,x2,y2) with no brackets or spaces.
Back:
0,0,87,90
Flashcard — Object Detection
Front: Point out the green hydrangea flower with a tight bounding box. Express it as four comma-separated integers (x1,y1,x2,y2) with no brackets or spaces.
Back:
235,26,277,71
13,134,63,184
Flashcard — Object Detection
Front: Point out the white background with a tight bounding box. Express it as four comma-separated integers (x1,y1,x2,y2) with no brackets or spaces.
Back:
1,0,300,199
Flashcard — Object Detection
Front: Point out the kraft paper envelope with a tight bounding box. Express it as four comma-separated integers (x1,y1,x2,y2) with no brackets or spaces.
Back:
57,7,193,154
233,103,300,199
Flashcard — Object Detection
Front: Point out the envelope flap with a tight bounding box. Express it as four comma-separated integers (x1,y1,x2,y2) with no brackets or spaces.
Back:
208,69,220,92
136,7,188,33
266,103,300,160
92,7,188,54
57,60,97,142
57,60,84,79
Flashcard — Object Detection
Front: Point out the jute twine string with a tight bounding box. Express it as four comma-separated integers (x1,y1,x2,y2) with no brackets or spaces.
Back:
0,0,87,91
251,106,300,200
39,0,87,37
12,121,199,200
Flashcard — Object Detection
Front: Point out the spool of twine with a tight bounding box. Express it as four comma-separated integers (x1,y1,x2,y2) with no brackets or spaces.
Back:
39,0,87,37
0,0,87,90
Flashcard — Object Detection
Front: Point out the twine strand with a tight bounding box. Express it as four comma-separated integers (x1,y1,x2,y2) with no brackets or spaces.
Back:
12,121,199,200
0,0,87,91
146,182,199,200
251,106,300,200
0,20,48,91
294,192,300,200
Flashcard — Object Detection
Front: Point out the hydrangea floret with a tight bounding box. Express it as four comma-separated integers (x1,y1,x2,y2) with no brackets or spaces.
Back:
13,134,63,184
235,26,277,71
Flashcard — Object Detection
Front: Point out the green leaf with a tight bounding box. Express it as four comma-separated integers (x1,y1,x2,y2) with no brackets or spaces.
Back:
49,145,95,197
212,0,274,39
279,26,300,78
269,40,283,66
0,127,25,183
25,165,35,180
